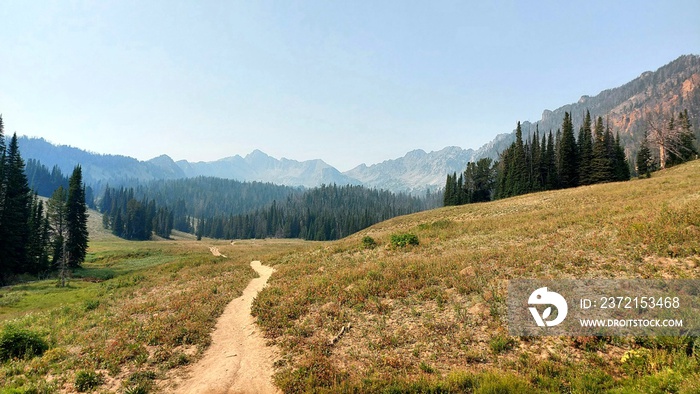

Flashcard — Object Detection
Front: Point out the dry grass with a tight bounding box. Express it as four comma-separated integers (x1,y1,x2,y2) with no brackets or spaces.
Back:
0,237,311,393
253,160,700,393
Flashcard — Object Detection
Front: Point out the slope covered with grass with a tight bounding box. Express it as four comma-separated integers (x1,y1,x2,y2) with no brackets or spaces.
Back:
254,160,700,393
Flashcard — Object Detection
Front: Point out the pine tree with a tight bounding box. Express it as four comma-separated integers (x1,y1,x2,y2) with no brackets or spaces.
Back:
513,122,528,195
112,211,124,237
558,112,579,188
47,186,68,269
612,132,631,181
27,194,51,275
468,158,495,202
544,131,558,189
495,147,511,199
636,132,653,178
0,134,32,275
530,127,542,191
591,116,613,183
66,166,88,268
443,173,456,206
578,111,594,185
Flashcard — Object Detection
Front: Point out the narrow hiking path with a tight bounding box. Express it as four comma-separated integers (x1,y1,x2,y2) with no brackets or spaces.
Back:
172,261,280,394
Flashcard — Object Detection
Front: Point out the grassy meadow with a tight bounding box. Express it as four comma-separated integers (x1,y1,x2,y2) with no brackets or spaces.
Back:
0,231,311,393
1,160,699,393
252,160,700,393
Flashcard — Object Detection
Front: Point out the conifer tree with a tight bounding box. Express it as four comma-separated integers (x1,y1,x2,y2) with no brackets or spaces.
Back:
47,186,68,269
558,112,579,188
443,172,456,206
666,109,698,165
0,134,32,274
591,116,613,183
66,166,88,268
27,194,51,275
494,151,509,199
544,131,558,189
578,111,594,185
513,122,528,195
530,127,542,191
636,132,653,178
613,132,631,181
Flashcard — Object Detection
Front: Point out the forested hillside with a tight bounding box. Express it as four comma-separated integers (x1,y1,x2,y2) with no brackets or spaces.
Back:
99,178,435,241
197,184,428,241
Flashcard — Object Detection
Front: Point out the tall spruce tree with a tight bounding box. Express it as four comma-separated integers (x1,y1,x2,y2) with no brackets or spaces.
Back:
578,111,594,185
27,194,51,275
0,134,32,275
544,131,558,189
66,166,88,268
47,186,68,269
612,132,631,181
443,172,456,206
513,122,528,195
530,127,542,191
558,112,579,188
591,116,613,183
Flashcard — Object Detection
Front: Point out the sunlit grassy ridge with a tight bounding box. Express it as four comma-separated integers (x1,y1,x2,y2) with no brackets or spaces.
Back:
0,238,310,393
253,160,700,393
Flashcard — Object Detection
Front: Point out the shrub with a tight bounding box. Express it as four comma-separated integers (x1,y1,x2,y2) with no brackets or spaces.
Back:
83,299,100,311
361,236,377,249
390,233,419,248
419,361,435,374
489,334,517,354
75,370,103,392
0,326,49,361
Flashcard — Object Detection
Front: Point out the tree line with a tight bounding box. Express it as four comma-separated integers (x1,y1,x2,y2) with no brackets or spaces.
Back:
0,115,89,284
445,109,697,206
98,177,299,240
99,181,431,242
196,184,428,241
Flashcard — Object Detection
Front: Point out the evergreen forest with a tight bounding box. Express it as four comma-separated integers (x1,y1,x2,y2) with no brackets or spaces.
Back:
444,110,697,206
0,115,89,283
99,181,431,241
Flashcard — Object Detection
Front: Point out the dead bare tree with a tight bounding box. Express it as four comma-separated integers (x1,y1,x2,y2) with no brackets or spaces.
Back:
645,108,686,169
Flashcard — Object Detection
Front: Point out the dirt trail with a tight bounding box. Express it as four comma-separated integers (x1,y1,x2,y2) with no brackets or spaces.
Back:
174,261,280,394
209,246,227,258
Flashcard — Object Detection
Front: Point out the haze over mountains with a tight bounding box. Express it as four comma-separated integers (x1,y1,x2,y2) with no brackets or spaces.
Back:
17,54,700,194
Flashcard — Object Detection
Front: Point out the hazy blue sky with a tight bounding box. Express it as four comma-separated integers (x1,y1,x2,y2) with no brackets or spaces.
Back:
1,1,699,171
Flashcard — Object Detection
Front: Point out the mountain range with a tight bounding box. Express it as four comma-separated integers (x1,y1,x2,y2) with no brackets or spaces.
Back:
17,54,700,194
